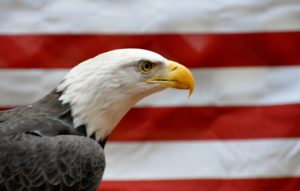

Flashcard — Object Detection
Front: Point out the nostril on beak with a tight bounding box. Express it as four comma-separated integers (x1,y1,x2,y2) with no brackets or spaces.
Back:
171,66,178,71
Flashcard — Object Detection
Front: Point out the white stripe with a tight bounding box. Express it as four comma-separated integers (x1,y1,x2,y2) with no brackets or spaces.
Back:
0,0,300,34
1,67,300,107
103,139,300,180
143,66,300,106
0,69,67,106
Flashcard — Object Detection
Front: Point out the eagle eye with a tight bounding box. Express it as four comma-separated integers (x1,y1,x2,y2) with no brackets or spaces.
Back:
139,61,153,73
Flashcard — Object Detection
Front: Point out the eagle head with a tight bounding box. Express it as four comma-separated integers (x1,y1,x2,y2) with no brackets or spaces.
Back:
57,49,194,141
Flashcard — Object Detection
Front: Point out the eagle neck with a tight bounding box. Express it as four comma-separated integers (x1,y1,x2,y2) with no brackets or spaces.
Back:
56,73,142,142
58,86,139,142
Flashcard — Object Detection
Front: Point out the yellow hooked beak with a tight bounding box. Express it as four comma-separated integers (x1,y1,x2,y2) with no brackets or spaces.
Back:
147,60,195,96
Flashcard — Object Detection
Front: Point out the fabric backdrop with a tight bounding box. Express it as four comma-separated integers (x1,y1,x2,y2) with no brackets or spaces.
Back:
1,0,300,190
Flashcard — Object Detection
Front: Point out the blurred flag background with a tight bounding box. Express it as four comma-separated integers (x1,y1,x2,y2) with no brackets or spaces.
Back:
1,0,300,190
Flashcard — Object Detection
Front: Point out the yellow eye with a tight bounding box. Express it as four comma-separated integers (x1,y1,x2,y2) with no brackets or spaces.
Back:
139,61,153,73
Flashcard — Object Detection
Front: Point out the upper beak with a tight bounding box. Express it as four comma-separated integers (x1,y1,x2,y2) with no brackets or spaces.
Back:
147,60,195,96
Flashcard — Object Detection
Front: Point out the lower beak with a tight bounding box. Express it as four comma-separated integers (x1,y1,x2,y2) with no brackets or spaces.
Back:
147,60,195,96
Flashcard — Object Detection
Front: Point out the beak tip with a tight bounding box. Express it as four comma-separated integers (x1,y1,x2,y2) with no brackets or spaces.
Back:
165,60,195,97
188,86,194,97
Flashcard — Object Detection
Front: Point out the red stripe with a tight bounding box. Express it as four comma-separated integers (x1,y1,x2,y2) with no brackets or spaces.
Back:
0,32,300,68
109,104,300,140
2,104,300,140
100,178,300,191
0,108,10,111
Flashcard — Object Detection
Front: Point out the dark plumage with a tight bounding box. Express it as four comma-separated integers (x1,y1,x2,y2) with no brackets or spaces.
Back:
0,91,105,191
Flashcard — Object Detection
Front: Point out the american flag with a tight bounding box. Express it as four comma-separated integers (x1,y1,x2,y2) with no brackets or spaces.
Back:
1,0,300,190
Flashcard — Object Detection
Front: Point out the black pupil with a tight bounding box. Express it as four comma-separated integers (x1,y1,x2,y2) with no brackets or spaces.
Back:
144,62,151,70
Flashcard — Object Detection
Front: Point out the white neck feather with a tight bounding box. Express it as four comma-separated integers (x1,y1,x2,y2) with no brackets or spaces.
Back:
56,53,164,141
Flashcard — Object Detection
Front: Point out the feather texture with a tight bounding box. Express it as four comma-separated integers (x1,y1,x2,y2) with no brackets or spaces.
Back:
0,91,105,191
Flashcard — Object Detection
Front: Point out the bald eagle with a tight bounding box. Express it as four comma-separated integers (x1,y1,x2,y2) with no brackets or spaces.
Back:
0,49,194,191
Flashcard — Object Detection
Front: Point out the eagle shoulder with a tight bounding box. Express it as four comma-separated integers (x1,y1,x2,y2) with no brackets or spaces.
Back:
0,134,105,191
